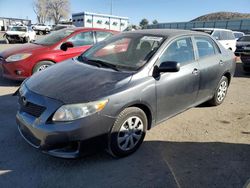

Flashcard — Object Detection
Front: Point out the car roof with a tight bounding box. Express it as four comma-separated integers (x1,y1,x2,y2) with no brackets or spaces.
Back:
123,29,207,37
65,27,117,33
193,28,233,32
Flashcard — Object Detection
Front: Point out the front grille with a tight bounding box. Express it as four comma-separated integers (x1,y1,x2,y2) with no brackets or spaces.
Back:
19,98,46,117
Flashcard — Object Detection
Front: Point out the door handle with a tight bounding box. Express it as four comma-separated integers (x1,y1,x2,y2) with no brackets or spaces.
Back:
219,60,224,65
192,68,199,75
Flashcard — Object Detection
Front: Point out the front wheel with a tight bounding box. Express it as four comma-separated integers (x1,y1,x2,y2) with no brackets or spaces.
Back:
32,61,54,74
107,107,147,158
208,76,229,106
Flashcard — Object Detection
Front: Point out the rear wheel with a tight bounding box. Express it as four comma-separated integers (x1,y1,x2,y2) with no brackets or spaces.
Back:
32,61,54,74
107,107,147,158
208,76,228,106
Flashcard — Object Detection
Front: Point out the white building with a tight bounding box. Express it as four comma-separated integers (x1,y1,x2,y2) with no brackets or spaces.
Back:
72,12,129,31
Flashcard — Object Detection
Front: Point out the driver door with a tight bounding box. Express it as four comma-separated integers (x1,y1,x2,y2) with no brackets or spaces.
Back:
155,36,200,122
55,31,94,62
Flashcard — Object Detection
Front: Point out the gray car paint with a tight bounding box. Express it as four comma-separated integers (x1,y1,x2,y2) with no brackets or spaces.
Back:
16,29,236,157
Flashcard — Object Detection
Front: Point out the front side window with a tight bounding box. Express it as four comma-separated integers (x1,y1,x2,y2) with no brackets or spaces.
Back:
195,37,216,58
34,29,74,46
159,37,195,64
79,34,164,71
67,32,94,47
96,32,113,42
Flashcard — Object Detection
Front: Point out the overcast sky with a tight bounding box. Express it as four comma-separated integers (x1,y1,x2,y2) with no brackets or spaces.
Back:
0,0,249,24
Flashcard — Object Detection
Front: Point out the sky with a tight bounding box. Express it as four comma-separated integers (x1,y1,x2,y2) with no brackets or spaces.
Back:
0,0,250,25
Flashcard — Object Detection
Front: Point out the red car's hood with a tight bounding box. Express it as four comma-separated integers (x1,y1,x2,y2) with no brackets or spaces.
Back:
0,43,49,58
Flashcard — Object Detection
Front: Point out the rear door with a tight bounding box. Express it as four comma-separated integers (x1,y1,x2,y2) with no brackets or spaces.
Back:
55,31,95,62
194,36,224,103
155,36,200,122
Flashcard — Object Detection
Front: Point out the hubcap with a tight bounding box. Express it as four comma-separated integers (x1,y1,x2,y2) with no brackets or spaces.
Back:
217,80,227,102
37,65,50,72
117,116,144,151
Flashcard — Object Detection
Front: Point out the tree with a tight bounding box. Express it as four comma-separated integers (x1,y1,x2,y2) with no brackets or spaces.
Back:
139,18,149,29
33,0,70,24
152,19,158,25
47,0,70,24
33,0,49,24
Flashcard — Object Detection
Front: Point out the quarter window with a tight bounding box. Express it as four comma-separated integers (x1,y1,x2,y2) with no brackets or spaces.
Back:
159,37,195,64
195,37,217,58
67,32,94,47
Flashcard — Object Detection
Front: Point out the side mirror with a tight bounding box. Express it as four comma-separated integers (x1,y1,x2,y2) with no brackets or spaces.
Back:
60,42,74,51
158,61,180,73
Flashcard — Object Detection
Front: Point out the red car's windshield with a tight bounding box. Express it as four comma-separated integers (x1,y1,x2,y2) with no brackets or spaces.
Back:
34,29,74,46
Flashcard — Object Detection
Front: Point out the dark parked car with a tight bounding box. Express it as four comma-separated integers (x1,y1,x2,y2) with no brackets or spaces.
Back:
16,29,236,158
235,35,250,72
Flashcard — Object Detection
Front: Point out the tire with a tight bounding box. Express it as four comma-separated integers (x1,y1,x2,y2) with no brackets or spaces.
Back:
32,61,55,74
25,37,30,43
107,107,147,158
243,67,250,73
39,30,43,35
208,76,229,106
5,38,9,44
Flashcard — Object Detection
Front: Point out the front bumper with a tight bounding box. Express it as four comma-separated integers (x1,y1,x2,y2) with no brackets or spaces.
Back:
0,57,32,80
16,85,116,158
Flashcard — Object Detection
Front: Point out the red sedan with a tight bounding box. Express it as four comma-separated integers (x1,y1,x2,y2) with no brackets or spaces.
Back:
0,28,118,80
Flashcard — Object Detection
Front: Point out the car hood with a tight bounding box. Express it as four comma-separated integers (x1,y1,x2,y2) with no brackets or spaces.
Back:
5,31,26,35
0,43,48,58
25,59,133,104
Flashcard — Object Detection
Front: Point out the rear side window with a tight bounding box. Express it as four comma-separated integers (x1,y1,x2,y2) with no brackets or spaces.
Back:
67,32,94,47
195,37,218,58
220,31,235,40
159,37,195,64
96,32,113,42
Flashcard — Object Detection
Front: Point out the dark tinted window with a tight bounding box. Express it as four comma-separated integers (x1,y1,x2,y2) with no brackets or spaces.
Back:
237,36,250,42
234,32,244,39
67,32,94,46
159,37,195,64
195,37,217,58
96,32,113,42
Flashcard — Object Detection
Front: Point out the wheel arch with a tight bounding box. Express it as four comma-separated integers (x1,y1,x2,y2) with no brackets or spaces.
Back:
32,59,56,73
223,71,232,85
118,102,154,130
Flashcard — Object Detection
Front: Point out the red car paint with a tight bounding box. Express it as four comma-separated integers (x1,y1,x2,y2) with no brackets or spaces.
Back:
0,28,118,80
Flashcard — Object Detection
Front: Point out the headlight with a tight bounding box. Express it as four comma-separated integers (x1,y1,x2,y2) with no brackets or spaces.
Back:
52,100,108,122
6,53,32,62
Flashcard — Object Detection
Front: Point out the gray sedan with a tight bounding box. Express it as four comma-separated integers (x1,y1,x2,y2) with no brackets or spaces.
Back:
16,29,236,158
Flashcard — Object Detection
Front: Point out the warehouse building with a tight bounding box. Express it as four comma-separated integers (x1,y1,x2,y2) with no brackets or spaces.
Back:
147,19,250,34
72,12,129,31
0,17,31,31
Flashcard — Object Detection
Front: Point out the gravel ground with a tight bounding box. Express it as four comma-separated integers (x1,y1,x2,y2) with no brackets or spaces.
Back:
0,43,249,188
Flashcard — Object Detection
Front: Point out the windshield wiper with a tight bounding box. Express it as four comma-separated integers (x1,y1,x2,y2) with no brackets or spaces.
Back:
83,57,120,71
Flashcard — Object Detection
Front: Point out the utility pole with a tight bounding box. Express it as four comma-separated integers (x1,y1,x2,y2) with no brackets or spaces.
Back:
110,0,113,15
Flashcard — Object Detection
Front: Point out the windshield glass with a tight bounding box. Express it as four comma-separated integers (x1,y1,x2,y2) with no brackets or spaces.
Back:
79,33,165,71
237,36,250,42
34,29,74,46
10,26,27,32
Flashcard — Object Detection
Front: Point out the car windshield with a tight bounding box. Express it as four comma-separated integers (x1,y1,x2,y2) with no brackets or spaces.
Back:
34,29,75,46
10,26,27,32
78,33,165,71
237,36,250,42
